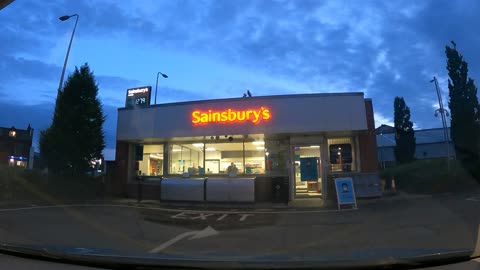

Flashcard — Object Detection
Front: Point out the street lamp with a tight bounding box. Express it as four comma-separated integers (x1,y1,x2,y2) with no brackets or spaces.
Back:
57,14,79,93
155,72,168,104
430,76,453,170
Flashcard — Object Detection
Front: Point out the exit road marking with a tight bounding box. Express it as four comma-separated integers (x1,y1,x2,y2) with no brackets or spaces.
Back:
171,212,255,222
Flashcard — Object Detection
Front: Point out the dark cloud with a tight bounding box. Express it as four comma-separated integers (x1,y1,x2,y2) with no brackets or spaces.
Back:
2,0,480,133
0,55,60,82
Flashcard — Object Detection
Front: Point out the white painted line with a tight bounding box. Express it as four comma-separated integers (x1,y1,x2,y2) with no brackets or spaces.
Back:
0,203,355,214
216,214,228,221
239,214,254,222
149,226,218,253
466,197,480,202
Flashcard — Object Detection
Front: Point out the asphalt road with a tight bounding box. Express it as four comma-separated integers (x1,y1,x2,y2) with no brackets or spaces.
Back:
0,193,479,261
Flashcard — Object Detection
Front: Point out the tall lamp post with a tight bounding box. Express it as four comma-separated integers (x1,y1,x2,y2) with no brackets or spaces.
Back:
57,14,79,93
155,72,168,104
430,76,452,170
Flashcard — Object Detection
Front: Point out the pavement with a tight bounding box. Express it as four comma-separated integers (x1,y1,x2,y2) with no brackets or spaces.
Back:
0,191,479,261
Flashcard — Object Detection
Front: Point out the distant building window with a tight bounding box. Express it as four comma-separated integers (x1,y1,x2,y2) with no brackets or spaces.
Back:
9,130,16,137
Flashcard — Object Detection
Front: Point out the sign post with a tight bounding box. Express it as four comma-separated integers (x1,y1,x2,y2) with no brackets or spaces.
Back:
334,177,357,210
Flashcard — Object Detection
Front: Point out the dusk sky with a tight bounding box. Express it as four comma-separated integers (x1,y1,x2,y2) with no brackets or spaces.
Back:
1,0,480,160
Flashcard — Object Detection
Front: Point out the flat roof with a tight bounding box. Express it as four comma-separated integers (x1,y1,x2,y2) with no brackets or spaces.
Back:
119,92,365,111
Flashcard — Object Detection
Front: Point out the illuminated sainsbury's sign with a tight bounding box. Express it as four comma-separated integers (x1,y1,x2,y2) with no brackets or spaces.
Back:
192,107,271,125
125,86,152,109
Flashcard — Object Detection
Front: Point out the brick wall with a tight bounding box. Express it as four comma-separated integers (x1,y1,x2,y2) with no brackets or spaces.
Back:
106,142,129,196
359,99,379,173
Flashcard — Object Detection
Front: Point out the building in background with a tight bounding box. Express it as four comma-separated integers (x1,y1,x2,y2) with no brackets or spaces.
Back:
0,125,34,168
376,126,454,169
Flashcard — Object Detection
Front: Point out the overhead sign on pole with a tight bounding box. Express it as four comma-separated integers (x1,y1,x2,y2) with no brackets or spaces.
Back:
125,86,152,109
334,177,357,210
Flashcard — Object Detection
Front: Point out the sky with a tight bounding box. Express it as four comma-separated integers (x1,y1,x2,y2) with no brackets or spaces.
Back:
1,0,480,160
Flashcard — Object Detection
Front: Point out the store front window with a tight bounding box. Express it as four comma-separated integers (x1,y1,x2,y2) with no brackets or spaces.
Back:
204,141,265,175
169,143,204,175
205,142,243,174
138,144,164,176
328,137,357,172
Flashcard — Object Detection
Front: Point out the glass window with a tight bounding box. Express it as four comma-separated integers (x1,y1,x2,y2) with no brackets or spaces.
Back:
204,141,266,175
205,142,243,174
244,141,266,174
169,143,204,175
138,144,164,176
328,137,357,172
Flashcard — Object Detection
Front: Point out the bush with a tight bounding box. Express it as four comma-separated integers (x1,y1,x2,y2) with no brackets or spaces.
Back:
379,159,480,194
0,165,105,203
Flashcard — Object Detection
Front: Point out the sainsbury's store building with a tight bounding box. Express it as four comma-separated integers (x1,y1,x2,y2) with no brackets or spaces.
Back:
111,91,380,203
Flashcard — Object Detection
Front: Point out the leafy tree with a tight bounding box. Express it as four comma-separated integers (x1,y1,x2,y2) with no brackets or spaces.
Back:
394,97,416,164
40,63,105,175
445,42,480,178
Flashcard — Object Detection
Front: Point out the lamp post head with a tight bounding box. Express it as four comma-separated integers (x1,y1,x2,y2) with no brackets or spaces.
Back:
161,73,168,78
59,15,71,21
59,14,78,21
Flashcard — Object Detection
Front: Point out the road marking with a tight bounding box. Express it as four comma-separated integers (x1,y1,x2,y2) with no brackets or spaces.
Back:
171,212,188,219
217,214,228,221
149,226,219,253
0,204,353,214
466,197,480,202
239,214,254,221
170,212,254,222
191,213,215,220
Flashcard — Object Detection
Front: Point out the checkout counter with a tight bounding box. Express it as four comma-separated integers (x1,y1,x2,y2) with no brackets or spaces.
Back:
144,176,255,202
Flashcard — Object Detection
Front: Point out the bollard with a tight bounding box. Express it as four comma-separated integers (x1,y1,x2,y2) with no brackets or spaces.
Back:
137,176,143,202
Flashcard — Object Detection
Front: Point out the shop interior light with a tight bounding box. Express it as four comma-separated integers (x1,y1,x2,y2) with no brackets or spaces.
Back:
256,146,265,150
205,147,216,151
310,145,320,148
172,149,182,152
192,143,204,147
252,141,265,145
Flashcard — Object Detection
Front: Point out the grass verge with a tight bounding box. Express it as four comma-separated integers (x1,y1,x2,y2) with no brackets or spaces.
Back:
0,165,105,204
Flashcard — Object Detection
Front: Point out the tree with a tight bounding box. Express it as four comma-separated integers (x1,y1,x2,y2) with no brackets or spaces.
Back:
394,97,416,164
445,42,480,174
40,63,105,175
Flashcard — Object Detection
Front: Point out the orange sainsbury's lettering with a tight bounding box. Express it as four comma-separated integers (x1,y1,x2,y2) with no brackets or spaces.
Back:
191,107,272,125
192,111,201,124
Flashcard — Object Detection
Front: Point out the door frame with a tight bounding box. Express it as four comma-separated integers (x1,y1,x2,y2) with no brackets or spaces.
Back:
290,145,324,199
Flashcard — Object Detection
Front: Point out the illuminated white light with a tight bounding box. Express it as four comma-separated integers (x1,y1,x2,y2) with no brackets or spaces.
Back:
205,147,216,151
172,149,181,152
337,152,341,155
266,152,270,157
256,146,265,150
192,143,204,147
252,141,265,145
310,145,320,148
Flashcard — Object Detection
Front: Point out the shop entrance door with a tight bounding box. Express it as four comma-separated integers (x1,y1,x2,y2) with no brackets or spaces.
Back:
293,146,322,198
